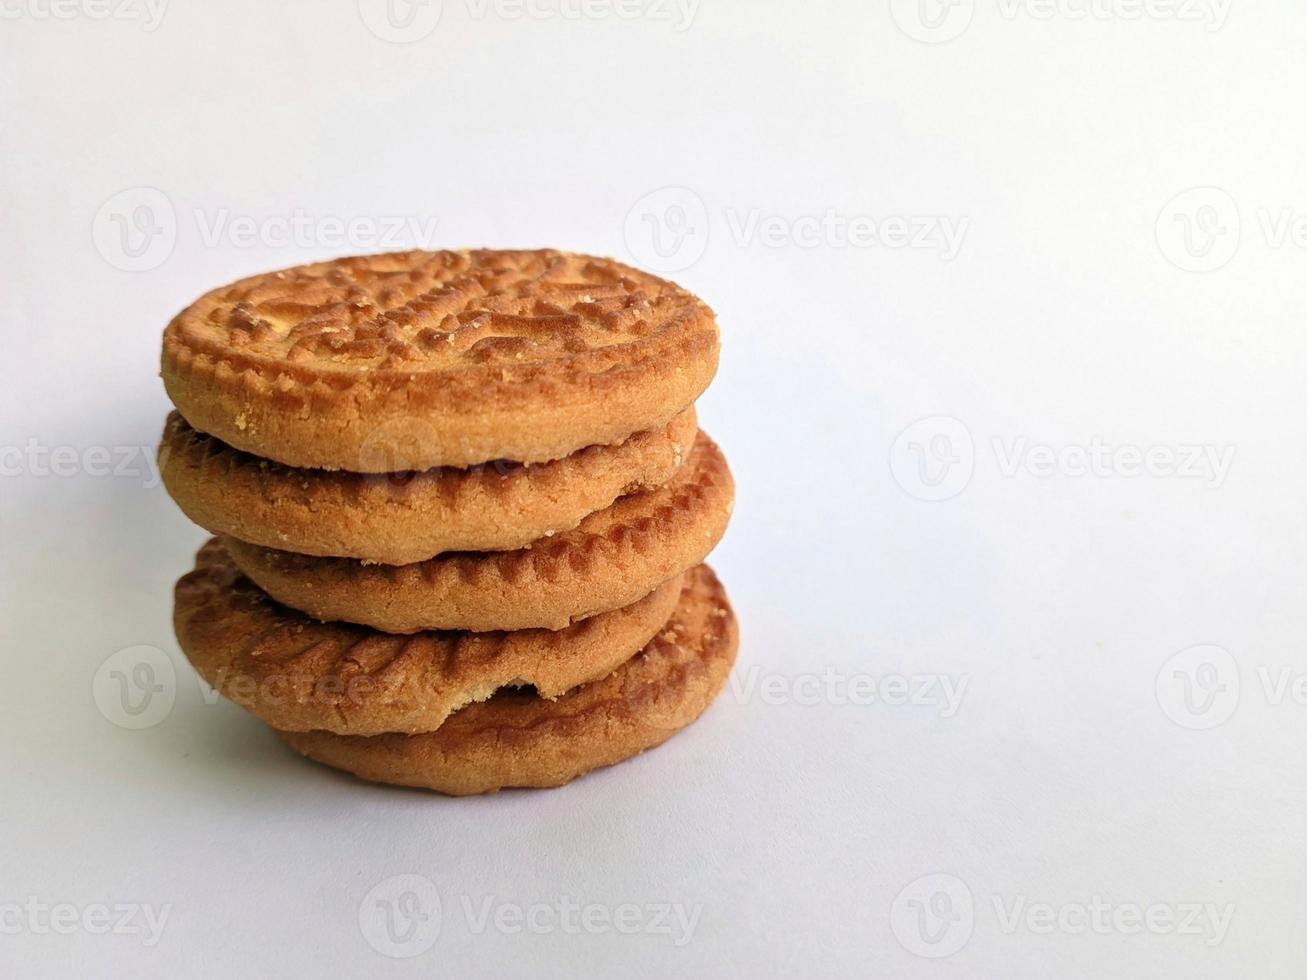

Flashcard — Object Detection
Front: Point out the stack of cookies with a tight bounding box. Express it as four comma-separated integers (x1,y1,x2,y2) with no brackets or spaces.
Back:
158,249,737,795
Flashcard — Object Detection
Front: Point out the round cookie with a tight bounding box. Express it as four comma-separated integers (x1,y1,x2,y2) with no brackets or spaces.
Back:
276,564,737,795
224,430,733,633
158,407,697,564
173,539,684,736
161,249,720,471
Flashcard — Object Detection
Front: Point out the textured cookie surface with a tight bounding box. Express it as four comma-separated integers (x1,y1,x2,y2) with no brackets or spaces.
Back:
161,249,720,470
277,564,737,795
159,407,697,564
225,430,733,632
173,539,683,736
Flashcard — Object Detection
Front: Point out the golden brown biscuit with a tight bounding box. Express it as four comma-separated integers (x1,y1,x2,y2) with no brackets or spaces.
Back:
223,430,733,633
158,407,697,564
276,564,737,794
161,249,720,471
173,539,684,736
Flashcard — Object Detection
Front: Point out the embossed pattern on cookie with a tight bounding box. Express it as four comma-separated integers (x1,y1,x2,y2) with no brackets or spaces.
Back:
162,249,720,470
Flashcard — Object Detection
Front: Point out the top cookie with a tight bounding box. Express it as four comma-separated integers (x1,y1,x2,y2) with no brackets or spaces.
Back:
161,249,720,470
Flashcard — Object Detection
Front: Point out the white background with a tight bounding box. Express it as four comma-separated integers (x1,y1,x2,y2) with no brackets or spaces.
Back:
3,1,1306,976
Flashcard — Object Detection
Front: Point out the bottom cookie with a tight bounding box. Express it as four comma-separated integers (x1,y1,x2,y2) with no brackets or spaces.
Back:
276,564,738,795
174,538,684,736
